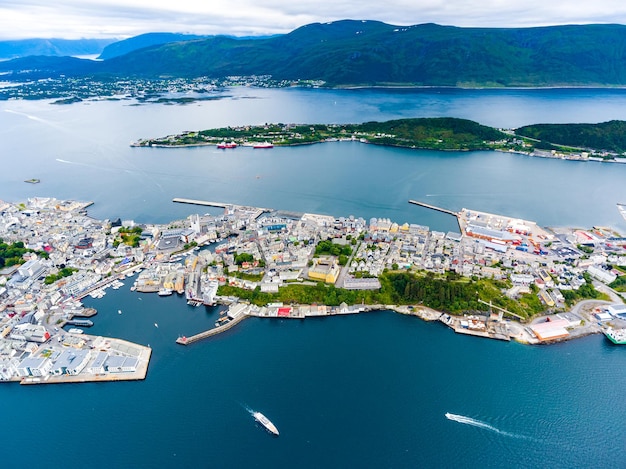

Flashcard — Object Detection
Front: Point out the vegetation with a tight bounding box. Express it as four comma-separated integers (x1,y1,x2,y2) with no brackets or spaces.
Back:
139,118,508,152
315,239,352,257
0,239,38,268
234,252,255,265
6,21,626,89
516,121,626,154
218,270,604,319
609,275,626,293
44,267,77,285
114,226,143,248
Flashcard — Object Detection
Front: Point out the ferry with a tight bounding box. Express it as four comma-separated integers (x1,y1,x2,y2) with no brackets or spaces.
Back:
253,141,273,149
604,327,626,345
217,141,237,149
253,411,279,436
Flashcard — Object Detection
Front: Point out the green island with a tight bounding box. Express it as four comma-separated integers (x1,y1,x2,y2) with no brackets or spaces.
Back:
132,117,626,159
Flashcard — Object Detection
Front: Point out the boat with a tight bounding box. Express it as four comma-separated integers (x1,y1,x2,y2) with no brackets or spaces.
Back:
604,327,626,344
253,411,279,436
217,141,237,149
253,141,273,149
118,309,122,314
67,328,84,334
158,288,173,296
154,323,159,328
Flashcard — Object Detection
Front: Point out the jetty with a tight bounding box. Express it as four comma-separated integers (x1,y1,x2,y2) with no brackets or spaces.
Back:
408,199,460,230
176,313,248,345
173,198,229,208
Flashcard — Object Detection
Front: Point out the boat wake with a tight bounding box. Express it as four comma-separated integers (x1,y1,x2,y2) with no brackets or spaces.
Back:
445,413,531,440
239,402,254,415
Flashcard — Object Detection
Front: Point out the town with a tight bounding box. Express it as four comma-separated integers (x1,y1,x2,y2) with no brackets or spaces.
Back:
0,196,625,383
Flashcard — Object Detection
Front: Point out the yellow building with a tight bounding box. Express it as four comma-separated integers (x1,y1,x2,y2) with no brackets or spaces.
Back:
308,258,340,284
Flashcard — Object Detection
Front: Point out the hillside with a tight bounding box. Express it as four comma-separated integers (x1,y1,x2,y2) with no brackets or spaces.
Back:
0,38,114,60
3,21,626,87
97,33,210,59
515,121,626,153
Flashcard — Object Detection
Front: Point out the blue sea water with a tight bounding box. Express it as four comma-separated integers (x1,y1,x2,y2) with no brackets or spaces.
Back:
1,88,626,467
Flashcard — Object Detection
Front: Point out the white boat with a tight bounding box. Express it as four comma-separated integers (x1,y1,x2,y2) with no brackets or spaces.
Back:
118,309,122,314
253,141,273,149
158,288,173,296
68,328,84,334
154,323,159,328
253,411,279,436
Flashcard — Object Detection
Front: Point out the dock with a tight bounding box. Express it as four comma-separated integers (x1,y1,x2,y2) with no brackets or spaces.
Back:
173,198,229,208
173,198,271,219
408,199,460,230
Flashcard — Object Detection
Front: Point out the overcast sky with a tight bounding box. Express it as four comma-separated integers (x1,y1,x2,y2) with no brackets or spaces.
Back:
1,0,626,40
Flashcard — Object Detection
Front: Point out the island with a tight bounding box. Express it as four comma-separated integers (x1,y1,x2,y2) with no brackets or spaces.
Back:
131,117,626,162
0,195,624,385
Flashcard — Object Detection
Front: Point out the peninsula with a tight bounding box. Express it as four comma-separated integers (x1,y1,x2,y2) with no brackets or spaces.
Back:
132,118,626,162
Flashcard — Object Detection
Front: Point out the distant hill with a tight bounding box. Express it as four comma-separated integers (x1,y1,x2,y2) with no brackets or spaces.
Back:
0,38,114,59
4,20,626,88
97,33,210,59
516,121,626,153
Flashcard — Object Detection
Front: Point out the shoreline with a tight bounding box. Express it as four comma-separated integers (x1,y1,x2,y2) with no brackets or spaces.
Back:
175,300,615,347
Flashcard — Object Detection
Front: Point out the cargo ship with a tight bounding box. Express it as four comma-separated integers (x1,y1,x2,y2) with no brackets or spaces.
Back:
604,327,626,345
253,411,279,436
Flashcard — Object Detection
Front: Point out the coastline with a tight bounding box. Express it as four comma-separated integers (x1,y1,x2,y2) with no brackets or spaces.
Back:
175,299,615,347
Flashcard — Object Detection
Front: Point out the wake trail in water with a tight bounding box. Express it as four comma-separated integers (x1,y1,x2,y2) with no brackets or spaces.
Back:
445,413,532,440
238,402,254,415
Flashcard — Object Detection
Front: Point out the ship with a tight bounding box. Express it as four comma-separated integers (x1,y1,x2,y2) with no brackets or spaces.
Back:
158,288,173,296
67,328,84,334
253,141,273,149
604,327,626,345
253,411,279,436
217,141,237,149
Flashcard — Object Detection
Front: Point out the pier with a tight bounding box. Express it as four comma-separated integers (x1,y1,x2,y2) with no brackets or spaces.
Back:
176,313,249,345
173,198,229,208
173,198,271,218
408,200,460,230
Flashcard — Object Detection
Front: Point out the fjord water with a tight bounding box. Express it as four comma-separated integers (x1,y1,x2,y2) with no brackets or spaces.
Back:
1,88,626,467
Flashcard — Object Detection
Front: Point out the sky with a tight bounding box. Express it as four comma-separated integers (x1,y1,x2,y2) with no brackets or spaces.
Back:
1,0,626,40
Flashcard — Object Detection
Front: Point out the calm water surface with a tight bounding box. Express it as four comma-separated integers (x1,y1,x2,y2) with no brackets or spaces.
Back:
1,88,625,468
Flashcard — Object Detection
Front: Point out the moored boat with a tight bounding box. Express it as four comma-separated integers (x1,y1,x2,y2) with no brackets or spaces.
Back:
253,411,279,436
253,141,273,149
604,327,626,344
158,288,173,296
217,141,237,149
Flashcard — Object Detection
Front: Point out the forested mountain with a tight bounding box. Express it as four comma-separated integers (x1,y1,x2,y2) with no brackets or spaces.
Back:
3,20,626,87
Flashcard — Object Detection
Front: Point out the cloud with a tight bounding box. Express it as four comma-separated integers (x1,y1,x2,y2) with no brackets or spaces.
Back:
1,0,626,39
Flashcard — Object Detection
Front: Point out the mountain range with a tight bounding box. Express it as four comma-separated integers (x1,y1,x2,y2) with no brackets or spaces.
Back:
3,20,626,87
